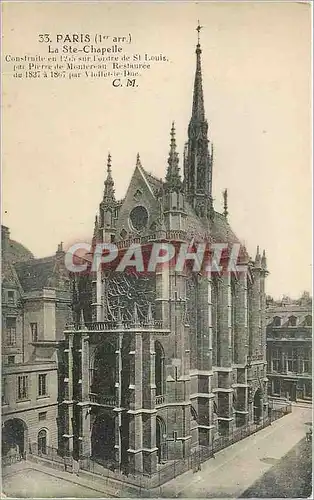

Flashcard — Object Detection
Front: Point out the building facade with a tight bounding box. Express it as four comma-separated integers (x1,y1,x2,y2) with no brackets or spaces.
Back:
1,225,71,461
59,34,269,476
266,292,312,402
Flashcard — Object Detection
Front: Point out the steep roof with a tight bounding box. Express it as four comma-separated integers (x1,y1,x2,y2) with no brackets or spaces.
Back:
210,212,240,244
14,256,56,292
4,239,34,263
140,167,163,194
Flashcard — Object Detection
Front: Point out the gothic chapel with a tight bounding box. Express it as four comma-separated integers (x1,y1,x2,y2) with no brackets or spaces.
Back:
59,28,268,476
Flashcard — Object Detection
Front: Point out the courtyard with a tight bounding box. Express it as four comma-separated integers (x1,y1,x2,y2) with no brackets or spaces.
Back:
1,463,115,498
1,404,311,498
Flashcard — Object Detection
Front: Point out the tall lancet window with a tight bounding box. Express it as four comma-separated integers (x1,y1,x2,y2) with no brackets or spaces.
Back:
247,280,253,356
211,277,220,366
155,341,165,397
231,276,236,363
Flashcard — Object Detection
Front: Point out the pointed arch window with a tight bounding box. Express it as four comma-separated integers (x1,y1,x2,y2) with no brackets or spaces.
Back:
38,429,47,455
155,341,165,397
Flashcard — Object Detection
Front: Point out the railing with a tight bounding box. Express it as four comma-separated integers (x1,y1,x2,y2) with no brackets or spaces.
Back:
247,353,264,363
2,452,24,467
28,443,73,471
26,403,292,491
155,395,165,405
89,393,116,407
66,319,166,331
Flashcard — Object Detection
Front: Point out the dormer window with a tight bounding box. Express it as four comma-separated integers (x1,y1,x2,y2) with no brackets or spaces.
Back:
7,290,15,305
288,316,297,327
304,315,312,326
273,316,281,327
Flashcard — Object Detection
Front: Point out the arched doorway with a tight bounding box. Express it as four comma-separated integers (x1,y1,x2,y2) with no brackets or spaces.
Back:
90,342,116,399
91,413,115,464
38,429,47,455
253,389,263,423
2,418,27,458
156,416,166,464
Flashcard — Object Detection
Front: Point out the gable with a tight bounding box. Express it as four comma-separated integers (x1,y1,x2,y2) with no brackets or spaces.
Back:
115,164,163,241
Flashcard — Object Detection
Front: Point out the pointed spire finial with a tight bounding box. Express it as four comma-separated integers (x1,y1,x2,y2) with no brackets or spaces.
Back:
80,308,87,329
93,214,99,243
165,122,182,192
146,302,154,326
136,152,142,168
103,152,115,202
223,189,228,218
255,245,262,267
107,152,112,173
133,302,140,326
261,249,267,271
196,20,203,45
116,303,123,326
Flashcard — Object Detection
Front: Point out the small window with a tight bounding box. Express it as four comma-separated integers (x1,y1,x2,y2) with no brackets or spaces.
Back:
6,317,16,346
288,316,297,327
2,378,8,405
8,355,15,365
38,374,47,397
30,323,38,342
7,291,15,305
173,431,178,441
273,316,281,327
273,380,281,395
38,412,47,421
304,315,312,327
17,375,28,400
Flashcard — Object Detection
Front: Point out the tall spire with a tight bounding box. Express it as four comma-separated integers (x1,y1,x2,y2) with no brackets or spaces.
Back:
92,214,99,246
165,122,182,192
192,21,205,122
223,189,228,218
103,152,115,202
184,22,213,218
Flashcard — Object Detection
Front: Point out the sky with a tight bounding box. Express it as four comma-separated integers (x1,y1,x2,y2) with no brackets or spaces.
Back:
2,1,312,300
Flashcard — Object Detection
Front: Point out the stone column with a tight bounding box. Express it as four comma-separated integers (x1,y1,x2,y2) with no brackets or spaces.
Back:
80,334,91,457
250,269,261,356
155,266,170,327
128,331,143,473
141,333,158,473
234,273,248,365
67,333,74,454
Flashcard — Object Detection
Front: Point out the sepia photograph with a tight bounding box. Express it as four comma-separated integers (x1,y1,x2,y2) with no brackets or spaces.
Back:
1,1,312,498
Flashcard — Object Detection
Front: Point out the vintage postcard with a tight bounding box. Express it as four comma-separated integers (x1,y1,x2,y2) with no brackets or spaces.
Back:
1,1,312,498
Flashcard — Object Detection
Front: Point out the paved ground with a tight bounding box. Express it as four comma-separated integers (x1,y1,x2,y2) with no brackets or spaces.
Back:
240,437,312,498
1,461,115,498
2,467,103,498
157,403,312,498
1,404,311,498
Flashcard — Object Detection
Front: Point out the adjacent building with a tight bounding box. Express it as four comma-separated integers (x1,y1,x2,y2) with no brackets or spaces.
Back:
1,225,71,461
266,292,312,402
58,32,269,478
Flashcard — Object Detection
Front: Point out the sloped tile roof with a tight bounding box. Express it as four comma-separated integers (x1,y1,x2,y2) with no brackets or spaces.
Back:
14,256,56,292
